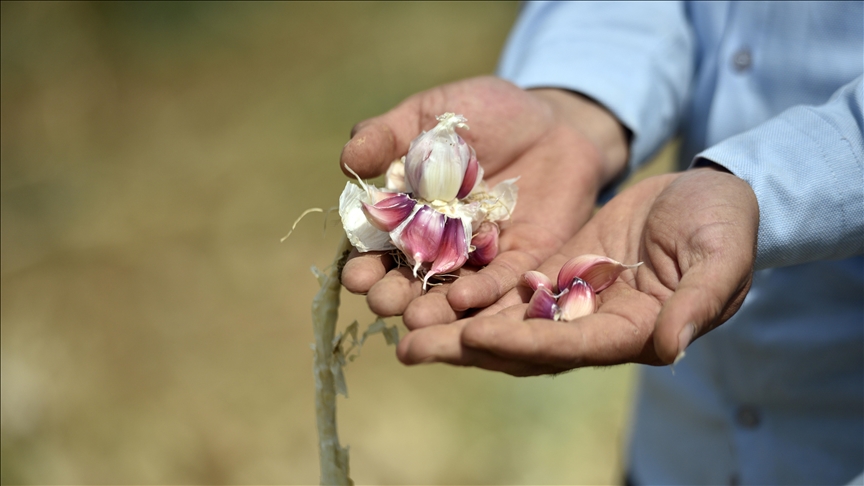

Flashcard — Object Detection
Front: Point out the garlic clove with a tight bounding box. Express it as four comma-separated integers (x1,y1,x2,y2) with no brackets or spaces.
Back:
525,287,559,320
467,221,499,266
557,254,642,294
338,182,396,252
556,277,596,321
404,135,431,196
391,205,446,277
425,216,472,288
456,147,482,199
361,193,416,232
385,158,408,193
404,113,472,202
522,270,554,292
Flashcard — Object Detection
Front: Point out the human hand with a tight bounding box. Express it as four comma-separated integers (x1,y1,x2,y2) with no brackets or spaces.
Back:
396,167,759,375
340,76,629,327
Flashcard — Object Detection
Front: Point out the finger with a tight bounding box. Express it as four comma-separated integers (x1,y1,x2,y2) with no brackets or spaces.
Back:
403,289,463,329
340,94,435,179
473,287,529,316
396,320,567,376
341,250,394,294
367,268,470,328
460,309,655,368
366,267,422,317
457,251,573,317
446,249,542,312
491,303,531,320
652,256,751,364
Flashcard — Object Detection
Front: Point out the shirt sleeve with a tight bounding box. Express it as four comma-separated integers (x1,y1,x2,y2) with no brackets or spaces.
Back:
695,76,864,270
497,1,695,170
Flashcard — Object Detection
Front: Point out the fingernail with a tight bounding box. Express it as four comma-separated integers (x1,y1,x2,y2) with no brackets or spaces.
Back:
344,134,363,148
675,323,696,364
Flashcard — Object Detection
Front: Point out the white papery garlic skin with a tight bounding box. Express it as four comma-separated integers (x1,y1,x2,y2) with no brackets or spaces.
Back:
338,182,395,253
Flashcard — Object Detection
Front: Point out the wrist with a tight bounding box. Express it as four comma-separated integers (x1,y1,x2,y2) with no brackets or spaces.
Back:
528,89,630,186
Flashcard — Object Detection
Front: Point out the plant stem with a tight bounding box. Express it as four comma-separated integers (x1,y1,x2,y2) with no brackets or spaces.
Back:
311,234,354,485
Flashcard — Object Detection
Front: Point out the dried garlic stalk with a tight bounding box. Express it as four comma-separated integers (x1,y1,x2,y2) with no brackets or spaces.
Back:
310,232,399,485
310,234,353,485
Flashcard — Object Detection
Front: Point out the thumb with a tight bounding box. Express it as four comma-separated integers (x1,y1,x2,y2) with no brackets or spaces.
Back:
340,94,429,179
652,256,751,364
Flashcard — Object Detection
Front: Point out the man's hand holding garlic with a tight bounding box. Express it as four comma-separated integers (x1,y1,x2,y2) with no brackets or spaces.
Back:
340,77,629,325
396,168,758,374
338,76,759,375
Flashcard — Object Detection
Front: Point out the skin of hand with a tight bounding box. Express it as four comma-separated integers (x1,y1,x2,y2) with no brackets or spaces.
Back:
395,166,760,376
339,76,629,327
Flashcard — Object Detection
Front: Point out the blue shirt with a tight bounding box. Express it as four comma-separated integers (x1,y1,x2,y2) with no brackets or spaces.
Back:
498,2,864,484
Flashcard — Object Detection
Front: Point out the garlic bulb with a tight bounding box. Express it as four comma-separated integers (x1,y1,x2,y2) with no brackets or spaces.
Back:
339,113,518,288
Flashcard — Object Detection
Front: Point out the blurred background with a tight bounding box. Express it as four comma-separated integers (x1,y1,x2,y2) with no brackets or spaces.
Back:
1,2,675,484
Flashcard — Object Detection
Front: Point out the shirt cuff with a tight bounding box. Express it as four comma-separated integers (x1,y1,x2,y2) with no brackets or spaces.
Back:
693,98,864,269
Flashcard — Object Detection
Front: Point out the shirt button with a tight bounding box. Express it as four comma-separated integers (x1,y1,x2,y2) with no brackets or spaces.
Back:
735,405,761,429
732,48,752,72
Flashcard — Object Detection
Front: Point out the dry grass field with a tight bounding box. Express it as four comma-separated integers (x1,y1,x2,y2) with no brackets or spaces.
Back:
1,3,675,483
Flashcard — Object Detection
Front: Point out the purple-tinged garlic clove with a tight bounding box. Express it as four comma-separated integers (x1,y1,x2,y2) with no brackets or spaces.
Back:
557,254,642,294
522,270,554,292
556,277,596,321
404,113,472,203
425,216,472,288
525,287,559,320
467,221,499,266
391,205,446,277
361,193,416,232
456,147,482,199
